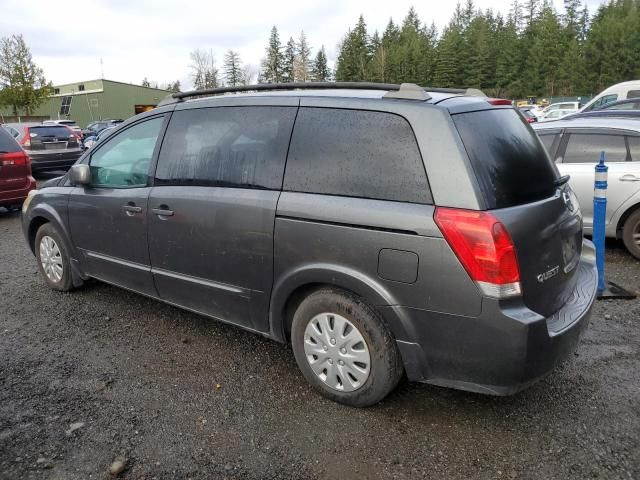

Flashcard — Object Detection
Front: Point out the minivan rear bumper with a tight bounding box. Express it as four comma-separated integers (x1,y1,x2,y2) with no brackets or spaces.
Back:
392,240,597,395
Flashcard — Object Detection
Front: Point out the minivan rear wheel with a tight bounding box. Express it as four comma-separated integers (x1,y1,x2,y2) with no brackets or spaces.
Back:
35,224,73,291
291,288,403,407
622,209,640,260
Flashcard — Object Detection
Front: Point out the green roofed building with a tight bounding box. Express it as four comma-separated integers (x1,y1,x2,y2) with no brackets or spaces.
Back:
0,79,171,128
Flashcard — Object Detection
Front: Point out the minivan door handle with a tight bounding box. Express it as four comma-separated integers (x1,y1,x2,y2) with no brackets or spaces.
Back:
122,203,142,216
619,174,640,182
151,206,174,217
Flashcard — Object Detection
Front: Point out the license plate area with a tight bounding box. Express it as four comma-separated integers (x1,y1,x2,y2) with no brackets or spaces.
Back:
44,142,66,150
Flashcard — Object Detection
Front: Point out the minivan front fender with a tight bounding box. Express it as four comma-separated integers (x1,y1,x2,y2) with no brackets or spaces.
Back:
268,263,418,343
23,193,87,286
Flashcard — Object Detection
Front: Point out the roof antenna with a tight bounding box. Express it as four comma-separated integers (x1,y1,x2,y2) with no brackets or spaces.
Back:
100,58,104,79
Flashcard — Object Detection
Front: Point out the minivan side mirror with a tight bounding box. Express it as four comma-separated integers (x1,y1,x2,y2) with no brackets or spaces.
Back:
70,164,91,186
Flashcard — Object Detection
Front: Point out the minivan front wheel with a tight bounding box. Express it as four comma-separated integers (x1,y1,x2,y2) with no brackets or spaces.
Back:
291,289,403,407
35,224,73,291
622,209,640,260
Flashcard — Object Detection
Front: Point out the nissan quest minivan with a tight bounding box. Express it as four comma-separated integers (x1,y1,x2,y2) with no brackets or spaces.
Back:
21,82,597,407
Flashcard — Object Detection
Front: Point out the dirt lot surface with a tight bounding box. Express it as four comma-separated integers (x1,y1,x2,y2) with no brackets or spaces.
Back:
1,208,639,480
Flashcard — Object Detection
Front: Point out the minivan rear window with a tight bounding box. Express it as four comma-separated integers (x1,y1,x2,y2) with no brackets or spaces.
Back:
29,126,71,138
453,109,559,209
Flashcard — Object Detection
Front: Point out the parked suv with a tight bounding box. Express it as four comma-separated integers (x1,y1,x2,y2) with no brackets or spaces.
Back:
4,123,82,174
0,125,36,209
21,83,597,407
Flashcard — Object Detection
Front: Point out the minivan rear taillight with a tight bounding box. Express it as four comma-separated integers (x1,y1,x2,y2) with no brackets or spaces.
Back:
434,207,521,298
0,151,29,166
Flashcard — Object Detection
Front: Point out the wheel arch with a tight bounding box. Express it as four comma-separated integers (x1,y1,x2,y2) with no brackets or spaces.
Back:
268,263,416,344
616,201,640,238
26,204,86,286
27,215,50,254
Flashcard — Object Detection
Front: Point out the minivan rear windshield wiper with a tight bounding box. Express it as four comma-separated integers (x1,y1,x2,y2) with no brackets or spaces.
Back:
555,175,570,186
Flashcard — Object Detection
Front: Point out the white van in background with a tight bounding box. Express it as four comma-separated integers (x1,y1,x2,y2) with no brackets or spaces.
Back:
581,80,640,112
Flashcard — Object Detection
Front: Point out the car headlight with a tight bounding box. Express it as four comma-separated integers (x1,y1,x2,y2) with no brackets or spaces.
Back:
22,189,38,214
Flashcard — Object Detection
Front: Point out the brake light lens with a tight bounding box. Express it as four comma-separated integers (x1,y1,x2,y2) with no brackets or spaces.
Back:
434,207,521,298
0,151,29,166
21,127,31,147
487,98,513,106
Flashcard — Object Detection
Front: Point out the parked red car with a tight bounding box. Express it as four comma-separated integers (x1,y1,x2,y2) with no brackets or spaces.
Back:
0,125,36,210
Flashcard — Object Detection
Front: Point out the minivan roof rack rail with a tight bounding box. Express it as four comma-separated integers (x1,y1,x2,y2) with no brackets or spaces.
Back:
161,82,485,105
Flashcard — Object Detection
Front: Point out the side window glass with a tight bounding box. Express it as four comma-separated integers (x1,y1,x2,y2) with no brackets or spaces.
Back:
284,107,431,204
628,137,640,161
155,106,297,189
590,94,618,111
627,90,640,99
538,133,559,156
563,134,627,163
89,117,164,188
607,102,634,110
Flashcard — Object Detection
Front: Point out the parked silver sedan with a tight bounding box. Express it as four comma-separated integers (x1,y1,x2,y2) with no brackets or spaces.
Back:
534,117,640,258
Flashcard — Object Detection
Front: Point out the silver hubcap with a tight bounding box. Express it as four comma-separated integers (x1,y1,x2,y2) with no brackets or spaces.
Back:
633,224,640,246
303,313,371,392
39,236,63,283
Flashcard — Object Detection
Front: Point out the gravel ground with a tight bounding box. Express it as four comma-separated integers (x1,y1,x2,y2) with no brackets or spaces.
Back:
1,208,639,480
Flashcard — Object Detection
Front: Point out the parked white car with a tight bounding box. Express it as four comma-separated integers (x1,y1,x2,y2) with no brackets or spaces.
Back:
539,108,579,122
519,104,545,118
581,80,640,112
534,117,640,258
541,102,581,116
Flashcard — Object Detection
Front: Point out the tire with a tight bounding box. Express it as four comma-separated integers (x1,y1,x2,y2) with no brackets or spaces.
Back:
291,288,403,407
622,209,640,260
34,223,74,291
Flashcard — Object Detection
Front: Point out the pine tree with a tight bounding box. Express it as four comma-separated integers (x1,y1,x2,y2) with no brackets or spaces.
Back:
509,0,524,31
311,46,331,81
282,37,296,83
525,4,564,96
465,13,493,89
495,15,522,97
584,0,640,92
523,0,541,28
381,19,400,82
141,77,151,87
433,25,464,87
335,15,370,81
224,50,244,87
261,26,283,83
296,31,312,82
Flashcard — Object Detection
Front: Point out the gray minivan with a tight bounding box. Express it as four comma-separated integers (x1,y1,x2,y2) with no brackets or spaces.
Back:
21,83,597,407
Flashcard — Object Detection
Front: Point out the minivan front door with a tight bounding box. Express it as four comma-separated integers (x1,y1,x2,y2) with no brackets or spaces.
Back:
146,104,297,332
68,116,166,295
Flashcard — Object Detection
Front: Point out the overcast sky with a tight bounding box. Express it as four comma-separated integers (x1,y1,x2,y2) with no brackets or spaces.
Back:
1,0,605,90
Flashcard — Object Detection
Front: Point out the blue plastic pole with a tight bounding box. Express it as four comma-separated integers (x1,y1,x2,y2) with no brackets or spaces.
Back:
593,151,608,294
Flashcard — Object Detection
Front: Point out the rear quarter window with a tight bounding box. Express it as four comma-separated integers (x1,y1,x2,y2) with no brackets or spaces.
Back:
284,107,432,204
453,108,559,209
